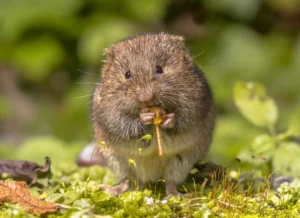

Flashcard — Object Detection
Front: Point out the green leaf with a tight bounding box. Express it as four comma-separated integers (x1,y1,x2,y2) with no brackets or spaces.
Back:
120,191,143,204
278,119,300,141
62,189,81,205
250,134,276,159
13,36,65,82
92,191,114,207
273,142,300,177
237,147,267,166
77,19,136,65
287,111,300,137
45,193,64,203
234,81,278,127
72,198,94,210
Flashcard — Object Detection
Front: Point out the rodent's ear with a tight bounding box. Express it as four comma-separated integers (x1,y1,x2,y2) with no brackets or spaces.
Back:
169,35,185,43
104,47,114,60
167,35,185,48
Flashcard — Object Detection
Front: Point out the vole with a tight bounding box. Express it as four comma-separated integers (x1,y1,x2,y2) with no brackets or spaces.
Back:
90,33,215,196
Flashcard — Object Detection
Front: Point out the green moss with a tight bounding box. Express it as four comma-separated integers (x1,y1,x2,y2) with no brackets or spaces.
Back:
1,163,299,217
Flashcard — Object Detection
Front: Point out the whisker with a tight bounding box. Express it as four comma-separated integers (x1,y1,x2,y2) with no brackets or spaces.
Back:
91,108,100,119
77,69,96,75
192,51,205,59
75,82,100,85
87,99,95,105
157,98,165,108
73,94,94,100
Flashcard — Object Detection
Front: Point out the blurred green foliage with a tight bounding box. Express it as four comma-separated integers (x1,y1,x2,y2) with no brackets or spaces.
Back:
0,0,299,168
235,81,300,178
234,81,278,128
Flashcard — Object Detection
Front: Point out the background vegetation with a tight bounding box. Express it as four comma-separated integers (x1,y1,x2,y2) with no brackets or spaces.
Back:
1,0,299,165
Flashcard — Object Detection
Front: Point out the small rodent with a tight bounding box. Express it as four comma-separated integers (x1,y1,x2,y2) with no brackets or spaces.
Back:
91,32,215,196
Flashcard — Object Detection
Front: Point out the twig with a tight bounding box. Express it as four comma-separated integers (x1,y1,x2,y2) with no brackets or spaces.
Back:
156,126,163,156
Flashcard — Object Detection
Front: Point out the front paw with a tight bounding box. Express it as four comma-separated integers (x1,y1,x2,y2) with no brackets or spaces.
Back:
140,108,155,125
99,180,130,197
161,113,175,129
165,180,182,197
165,180,192,199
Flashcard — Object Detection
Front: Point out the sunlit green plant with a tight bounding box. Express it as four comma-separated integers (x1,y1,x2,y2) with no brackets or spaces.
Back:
234,81,300,178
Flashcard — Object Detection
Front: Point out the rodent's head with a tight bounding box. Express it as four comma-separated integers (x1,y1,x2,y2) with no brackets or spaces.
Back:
97,33,202,115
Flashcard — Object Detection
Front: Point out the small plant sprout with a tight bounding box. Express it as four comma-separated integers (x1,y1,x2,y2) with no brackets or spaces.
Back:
137,134,152,154
136,134,152,155
154,179,166,195
140,134,152,140
138,147,143,155
128,159,137,169
98,141,106,148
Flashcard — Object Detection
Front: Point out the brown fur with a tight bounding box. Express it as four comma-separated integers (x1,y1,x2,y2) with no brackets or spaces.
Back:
92,32,215,194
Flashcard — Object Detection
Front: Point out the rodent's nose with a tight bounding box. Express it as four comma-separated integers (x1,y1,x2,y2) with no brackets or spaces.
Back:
137,86,153,103
138,92,153,103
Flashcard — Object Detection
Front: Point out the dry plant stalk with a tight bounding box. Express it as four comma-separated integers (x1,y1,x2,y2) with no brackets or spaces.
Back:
0,181,58,214
150,107,163,156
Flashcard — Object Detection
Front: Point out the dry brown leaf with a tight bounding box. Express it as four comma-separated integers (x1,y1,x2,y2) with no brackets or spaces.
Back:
0,157,52,185
150,107,163,156
0,181,58,214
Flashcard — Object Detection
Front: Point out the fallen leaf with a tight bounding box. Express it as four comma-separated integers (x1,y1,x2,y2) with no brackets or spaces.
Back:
0,181,58,214
0,157,52,185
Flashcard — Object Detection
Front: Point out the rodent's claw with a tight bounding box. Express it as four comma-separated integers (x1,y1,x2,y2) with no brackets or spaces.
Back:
140,109,155,125
99,180,130,197
165,180,184,198
164,180,193,199
161,113,175,129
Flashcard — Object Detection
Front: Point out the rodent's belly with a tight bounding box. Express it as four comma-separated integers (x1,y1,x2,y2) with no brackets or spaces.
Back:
115,137,195,183
133,155,170,183
105,129,205,183
127,134,193,157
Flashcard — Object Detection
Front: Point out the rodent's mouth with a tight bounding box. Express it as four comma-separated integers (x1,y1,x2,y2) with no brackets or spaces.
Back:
139,100,156,109
138,100,173,114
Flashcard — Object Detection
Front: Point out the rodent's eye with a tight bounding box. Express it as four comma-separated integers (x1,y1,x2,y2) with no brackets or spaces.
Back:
155,66,163,74
125,70,131,79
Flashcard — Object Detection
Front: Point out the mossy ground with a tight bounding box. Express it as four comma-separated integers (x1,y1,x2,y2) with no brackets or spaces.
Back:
1,163,299,217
